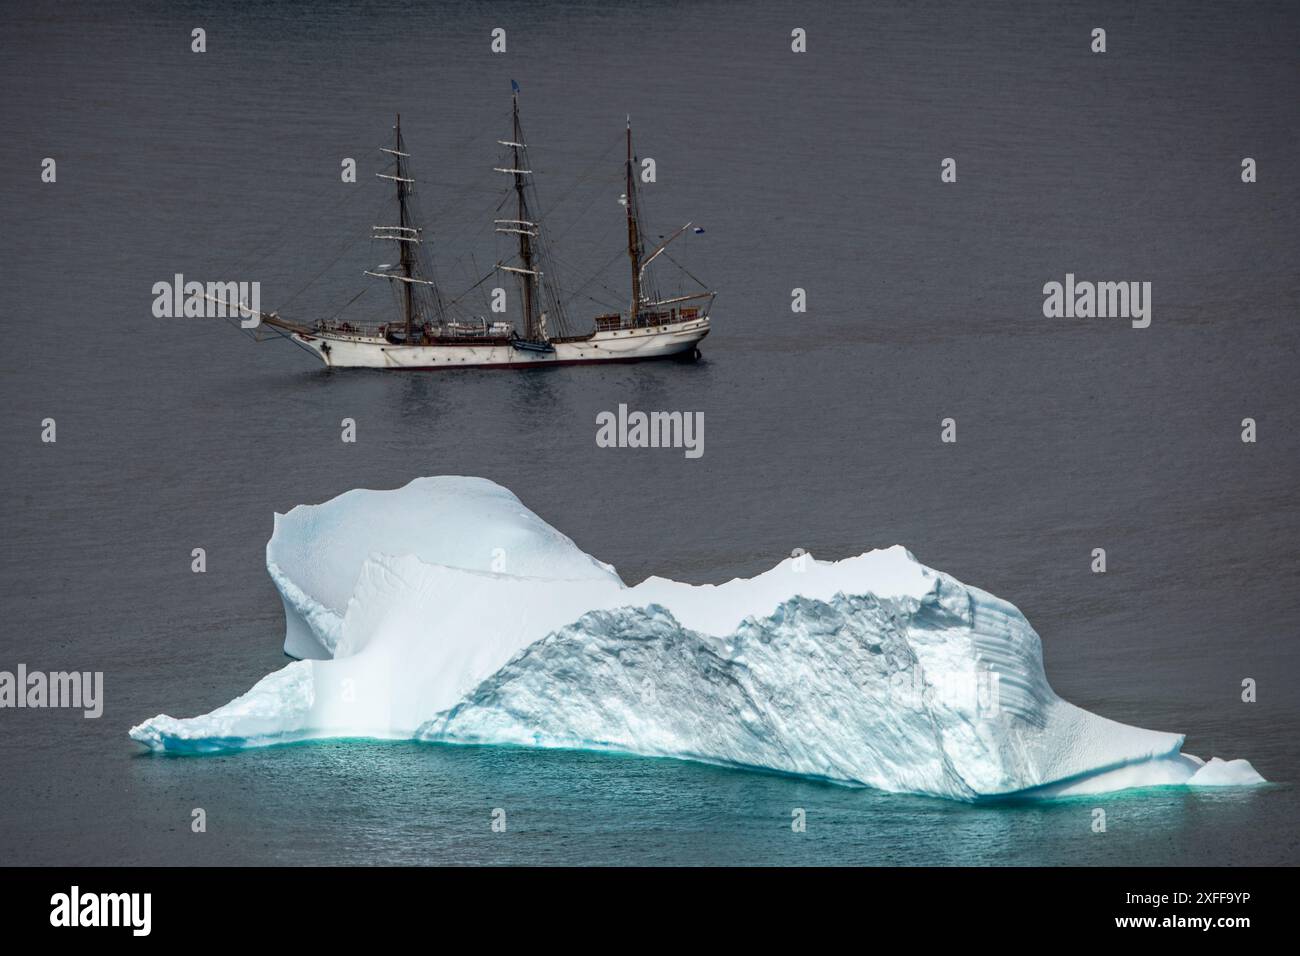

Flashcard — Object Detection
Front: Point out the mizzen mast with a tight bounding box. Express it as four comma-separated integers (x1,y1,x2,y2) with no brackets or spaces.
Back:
624,116,645,326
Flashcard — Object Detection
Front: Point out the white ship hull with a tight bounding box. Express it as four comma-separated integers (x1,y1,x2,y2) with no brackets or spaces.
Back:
287,316,710,369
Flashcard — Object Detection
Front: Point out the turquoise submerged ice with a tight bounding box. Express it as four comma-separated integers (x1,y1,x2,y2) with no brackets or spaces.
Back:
129,477,1264,800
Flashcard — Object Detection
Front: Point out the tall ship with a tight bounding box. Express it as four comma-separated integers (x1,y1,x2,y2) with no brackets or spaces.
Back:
250,88,713,369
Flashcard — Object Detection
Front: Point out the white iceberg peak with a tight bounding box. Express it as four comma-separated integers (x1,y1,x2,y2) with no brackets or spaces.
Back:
265,476,621,659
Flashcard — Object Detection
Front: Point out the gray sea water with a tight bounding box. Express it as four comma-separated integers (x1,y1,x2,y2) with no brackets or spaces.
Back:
1,0,1297,865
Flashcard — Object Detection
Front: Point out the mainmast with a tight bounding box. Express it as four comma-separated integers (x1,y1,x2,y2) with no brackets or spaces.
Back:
367,114,431,341
494,85,543,341
625,117,643,326
395,117,414,338
513,96,536,339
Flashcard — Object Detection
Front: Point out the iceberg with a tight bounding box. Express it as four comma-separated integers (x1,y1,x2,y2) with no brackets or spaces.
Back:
265,476,619,660
130,476,1265,801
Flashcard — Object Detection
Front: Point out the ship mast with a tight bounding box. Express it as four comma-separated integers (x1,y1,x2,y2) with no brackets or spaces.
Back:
513,96,536,339
625,117,644,326
494,86,543,342
367,114,432,341
395,117,414,338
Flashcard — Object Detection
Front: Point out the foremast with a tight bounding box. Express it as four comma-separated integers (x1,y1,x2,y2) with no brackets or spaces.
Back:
365,114,435,341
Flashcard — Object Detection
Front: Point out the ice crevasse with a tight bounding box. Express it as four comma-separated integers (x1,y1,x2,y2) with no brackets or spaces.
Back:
129,476,1264,801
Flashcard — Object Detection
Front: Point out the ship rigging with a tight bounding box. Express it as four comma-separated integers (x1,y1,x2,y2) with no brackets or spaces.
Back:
244,86,713,369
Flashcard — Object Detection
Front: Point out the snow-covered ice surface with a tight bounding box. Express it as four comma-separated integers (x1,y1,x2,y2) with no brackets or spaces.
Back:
265,476,619,660
129,476,1265,801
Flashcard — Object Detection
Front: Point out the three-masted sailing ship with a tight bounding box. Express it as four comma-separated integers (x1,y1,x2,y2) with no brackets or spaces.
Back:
252,88,713,369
